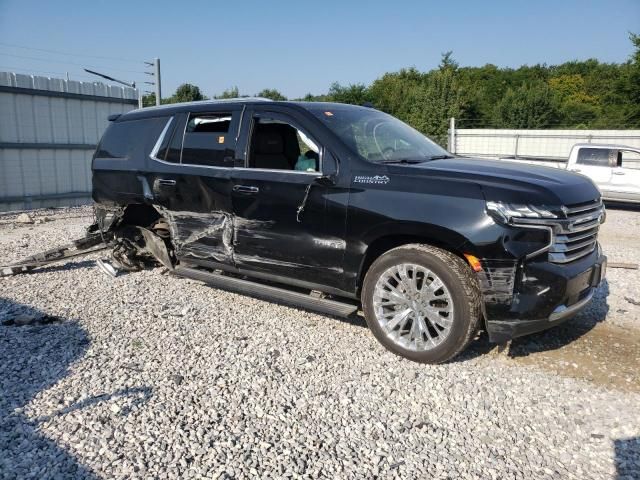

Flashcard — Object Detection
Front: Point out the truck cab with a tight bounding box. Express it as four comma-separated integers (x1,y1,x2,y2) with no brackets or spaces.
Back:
566,143,640,204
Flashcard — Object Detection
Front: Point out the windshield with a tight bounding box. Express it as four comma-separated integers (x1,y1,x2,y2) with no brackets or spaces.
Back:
306,104,450,163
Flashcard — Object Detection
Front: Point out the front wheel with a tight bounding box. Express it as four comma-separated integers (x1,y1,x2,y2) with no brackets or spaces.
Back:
362,244,481,364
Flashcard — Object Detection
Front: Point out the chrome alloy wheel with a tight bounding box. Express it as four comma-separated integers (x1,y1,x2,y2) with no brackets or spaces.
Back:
372,263,454,351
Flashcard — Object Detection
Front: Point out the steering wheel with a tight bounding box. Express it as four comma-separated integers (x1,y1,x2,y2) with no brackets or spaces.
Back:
382,147,395,160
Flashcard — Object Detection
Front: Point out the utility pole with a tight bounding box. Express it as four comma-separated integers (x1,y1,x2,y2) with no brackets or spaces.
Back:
154,58,161,107
449,117,456,153
144,58,162,106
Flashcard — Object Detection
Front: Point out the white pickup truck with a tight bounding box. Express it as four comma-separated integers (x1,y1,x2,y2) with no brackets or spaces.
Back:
565,144,640,204
495,144,640,204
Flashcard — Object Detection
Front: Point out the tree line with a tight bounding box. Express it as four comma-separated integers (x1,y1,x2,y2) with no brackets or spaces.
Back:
144,34,640,146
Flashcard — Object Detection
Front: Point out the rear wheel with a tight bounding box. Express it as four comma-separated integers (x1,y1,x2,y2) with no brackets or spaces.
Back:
362,244,481,363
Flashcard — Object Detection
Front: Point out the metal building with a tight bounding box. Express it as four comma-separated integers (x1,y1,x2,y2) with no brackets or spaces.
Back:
0,72,138,212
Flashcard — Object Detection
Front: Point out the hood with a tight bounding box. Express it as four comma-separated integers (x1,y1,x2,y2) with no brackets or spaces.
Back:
393,157,600,206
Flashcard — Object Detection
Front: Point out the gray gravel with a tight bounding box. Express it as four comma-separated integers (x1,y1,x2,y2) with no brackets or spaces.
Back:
1,206,639,479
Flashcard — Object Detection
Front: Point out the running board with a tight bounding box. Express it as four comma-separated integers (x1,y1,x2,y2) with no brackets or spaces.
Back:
173,266,358,318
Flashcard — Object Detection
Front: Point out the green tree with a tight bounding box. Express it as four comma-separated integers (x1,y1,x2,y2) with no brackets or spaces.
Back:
326,82,373,105
142,92,156,107
406,67,468,145
548,74,599,127
369,54,469,146
256,88,287,100
625,33,640,127
494,82,559,128
171,83,205,103
215,86,240,99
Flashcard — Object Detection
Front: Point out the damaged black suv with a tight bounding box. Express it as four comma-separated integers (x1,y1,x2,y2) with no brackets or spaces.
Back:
91,99,607,363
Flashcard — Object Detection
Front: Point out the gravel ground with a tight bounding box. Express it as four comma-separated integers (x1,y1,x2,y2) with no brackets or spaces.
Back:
1,206,639,479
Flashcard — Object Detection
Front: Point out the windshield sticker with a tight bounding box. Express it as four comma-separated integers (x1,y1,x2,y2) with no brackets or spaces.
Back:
354,175,390,185
324,111,334,116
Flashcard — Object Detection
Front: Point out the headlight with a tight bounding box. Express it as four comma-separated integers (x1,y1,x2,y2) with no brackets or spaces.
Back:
486,201,558,223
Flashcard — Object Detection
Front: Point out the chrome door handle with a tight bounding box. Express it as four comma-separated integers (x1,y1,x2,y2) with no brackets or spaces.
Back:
157,179,177,186
612,170,625,175
233,185,259,194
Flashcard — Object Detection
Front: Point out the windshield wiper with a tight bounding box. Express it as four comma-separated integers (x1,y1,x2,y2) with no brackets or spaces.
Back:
426,154,455,160
379,158,426,164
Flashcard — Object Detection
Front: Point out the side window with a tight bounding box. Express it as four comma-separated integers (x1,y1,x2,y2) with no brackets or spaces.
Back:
181,112,237,166
620,150,640,170
248,115,320,172
96,117,168,159
576,148,616,167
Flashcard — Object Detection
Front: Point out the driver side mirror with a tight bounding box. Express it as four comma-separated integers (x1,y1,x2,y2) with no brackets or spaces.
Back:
317,150,338,185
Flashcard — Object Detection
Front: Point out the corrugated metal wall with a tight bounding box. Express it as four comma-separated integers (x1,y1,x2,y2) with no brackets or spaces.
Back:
453,128,640,161
0,72,139,212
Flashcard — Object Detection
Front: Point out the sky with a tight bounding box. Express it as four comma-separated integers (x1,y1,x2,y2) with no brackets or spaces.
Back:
0,0,638,99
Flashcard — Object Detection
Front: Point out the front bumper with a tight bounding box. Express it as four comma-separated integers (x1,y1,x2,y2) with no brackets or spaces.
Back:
482,247,607,343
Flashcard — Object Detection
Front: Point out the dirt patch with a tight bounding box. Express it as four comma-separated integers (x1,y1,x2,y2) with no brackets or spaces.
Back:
505,320,640,393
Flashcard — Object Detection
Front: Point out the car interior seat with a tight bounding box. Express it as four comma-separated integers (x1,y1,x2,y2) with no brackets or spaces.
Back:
251,123,300,170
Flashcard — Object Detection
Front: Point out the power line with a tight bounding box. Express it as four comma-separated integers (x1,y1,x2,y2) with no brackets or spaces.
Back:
0,65,145,85
0,42,143,64
0,65,107,81
0,52,146,74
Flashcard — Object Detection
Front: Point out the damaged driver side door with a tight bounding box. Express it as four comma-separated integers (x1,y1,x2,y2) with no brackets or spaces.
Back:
144,109,241,266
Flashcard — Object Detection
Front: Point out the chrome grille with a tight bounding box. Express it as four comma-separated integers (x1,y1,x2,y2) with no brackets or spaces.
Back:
549,199,604,264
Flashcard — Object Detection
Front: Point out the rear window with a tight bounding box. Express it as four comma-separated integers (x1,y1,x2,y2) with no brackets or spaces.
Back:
96,117,168,159
576,148,616,167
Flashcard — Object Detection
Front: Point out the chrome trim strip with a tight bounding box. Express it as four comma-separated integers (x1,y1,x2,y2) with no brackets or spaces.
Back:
564,199,602,215
149,116,174,162
554,229,599,244
565,219,601,233
549,288,595,321
549,238,596,253
549,245,597,263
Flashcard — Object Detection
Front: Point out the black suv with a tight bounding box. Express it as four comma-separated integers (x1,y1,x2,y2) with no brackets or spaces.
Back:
92,99,607,363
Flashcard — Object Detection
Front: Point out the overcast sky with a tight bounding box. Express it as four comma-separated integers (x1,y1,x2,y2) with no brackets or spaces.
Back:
0,0,638,99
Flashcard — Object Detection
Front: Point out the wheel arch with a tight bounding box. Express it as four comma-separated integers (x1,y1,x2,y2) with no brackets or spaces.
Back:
355,223,471,295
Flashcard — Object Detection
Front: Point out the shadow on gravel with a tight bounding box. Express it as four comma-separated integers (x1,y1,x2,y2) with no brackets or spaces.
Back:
0,298,96,479
34,386,153,423
615,437,640,479
507,279,610,358
457,280,611,362
27,260,96,275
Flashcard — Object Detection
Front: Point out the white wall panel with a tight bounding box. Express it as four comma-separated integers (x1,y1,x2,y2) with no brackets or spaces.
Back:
0,72,138,211
455,128,640,160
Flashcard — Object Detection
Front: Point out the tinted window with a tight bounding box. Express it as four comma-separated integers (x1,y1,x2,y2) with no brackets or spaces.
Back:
96,117,167,159
164,125,183,163
576,148,616,167
181,112,236,166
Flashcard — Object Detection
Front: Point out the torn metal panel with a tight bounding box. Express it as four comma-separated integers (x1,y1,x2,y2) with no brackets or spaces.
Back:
136,227,173,270
156,207,235,264
476,259,517,304
93,205,125,233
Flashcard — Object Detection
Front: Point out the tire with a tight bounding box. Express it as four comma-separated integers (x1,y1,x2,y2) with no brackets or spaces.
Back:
362,244,481,364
